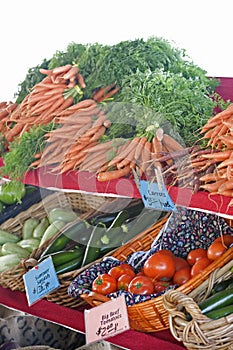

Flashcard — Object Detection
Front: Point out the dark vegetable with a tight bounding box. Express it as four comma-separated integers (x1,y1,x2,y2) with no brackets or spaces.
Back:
198,288,233,314
212,276,233,294
205,304,233,320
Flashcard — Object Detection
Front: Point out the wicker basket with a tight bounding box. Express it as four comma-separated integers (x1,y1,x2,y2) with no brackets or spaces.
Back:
80,231,233,333
163,248,233,350
0,190,115,294
0,192,144,308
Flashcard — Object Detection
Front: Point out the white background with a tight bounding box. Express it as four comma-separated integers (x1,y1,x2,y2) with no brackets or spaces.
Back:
1,0,233,101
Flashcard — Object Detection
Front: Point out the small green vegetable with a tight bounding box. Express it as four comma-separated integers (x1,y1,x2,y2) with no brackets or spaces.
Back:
22,217,40,239
0,181,26,205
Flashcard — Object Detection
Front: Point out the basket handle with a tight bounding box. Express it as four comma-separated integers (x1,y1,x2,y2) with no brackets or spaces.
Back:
163,289,206,321
80,292,110,307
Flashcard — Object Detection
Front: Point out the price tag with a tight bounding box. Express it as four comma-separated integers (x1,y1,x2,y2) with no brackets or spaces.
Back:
23,256,60,306
139,179,177,212
84,294,130,344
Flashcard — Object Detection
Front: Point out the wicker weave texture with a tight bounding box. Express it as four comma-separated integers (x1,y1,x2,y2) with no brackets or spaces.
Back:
163,249,233,349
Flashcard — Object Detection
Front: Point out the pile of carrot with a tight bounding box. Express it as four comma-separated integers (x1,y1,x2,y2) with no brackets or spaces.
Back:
197,103,233,201
3,64,87,143
31,99,113,173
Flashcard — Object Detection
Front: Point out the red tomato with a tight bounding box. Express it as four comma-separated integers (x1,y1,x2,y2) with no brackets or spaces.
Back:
92,274,117,295
215,235,233,246
153,280,172,293
117,273,135,291
143,251,176,280
174,256,190,271
187,248,207,266
108,264,135,280
173,267,191,286
156,249,174,257
207,241,227,261
190,257,212,277
128,275,154,295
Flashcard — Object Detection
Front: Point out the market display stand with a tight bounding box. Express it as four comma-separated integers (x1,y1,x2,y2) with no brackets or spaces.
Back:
0,77,232,350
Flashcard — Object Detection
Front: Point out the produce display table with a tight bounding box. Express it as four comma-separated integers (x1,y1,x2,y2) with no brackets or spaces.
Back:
0,286,185,350
0,77,232,350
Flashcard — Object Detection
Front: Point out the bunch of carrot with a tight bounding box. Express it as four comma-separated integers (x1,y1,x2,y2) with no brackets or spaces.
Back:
196,103,233,201
3,64,87,143
0,101,18,135
30,99,113,173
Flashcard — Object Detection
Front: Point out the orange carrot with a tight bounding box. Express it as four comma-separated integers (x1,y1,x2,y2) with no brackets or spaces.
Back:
108,138,139,167
97,165,131,182
201,150,232,161
134,137,147,161
62,66,79,80
5,123,25,142
51,64,73,75
89,126,106,142
76,73,86,89
218,180,233,193
162,133,184,152
200,179,226,193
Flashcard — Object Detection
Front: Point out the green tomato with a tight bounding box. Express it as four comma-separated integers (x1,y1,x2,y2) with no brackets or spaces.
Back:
0,181,26,205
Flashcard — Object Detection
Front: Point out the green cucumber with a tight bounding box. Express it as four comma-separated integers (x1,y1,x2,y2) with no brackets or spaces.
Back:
40,219,90,256
41,247,84,267
205,304,233,319
54,255,84,275
81,225,105,267
198,288,233,314
22,218,40,239
0,230,20,244
32,217,50,239
39,220,66,247
48,208,78,224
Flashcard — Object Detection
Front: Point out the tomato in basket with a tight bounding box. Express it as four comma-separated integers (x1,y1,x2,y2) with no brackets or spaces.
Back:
174,256,190,271
153,280,172,293
128,275,154,295
190,257,212,277
117,273,135,291
143,251,176,280
108,263,135,280
207,241,227,261
173,267,191,286
92,274,117,295
187,248,207,266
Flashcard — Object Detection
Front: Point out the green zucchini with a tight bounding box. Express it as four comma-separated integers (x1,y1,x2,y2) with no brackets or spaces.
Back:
0,230,20,245
22,218,40,239
17,238,40,253
32,217,50,239
198,288,233,314
48,207,78,224
39,220,66,247
81,224,105,267
41,247,84,267
90,201,144,227
121,209,162,245
205,304,233,319
1,242,31,259
212,276,233,294
0,254,21,273
40,219,90,257
54,254,84,275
